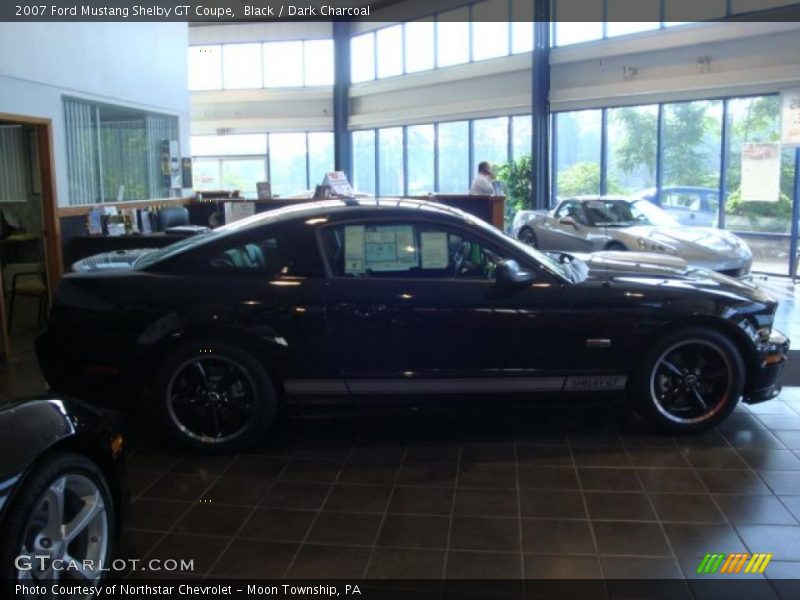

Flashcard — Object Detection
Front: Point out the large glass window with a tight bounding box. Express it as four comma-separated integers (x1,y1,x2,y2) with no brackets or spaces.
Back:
511,0,534,53
192,159,221,191
308,132,334,187
554,110,602,199
606,0,661,37
378,127,404,196
438,121,469,193
554,0,603,45
351,33,375,83
405,19,435,73
511,115,532,160
268,133,308,197
437,8,470,67
376,25,404,79
304,39,334,86
606,105,658,195
263,41,304,87
352,130,376,195
191,134,266,157
222,43,262,89
221,159,266,199
472,0,510,61
661,100,723,226
473,117,509,175
188,45,222,90
407,124,435,195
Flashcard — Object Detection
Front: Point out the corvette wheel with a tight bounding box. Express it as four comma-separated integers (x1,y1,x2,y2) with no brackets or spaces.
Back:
606,241,626,251
633,328,743,433
0,454,114,593
155,342,276,453
519,227,537,247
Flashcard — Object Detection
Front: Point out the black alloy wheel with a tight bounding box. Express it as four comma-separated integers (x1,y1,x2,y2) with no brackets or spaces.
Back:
519,228,537,247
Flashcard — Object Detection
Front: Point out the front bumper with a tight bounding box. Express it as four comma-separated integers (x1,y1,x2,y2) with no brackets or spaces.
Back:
743,329,790,404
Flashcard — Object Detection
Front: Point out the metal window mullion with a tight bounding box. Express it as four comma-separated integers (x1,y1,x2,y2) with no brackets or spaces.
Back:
655,103,665,206
468,4,474,64
266,134,272,184
95,104,105,203
600,108,608,195
305,132,311,189
718,99,730,230
551,113,558,205
507,115,514,163
468,119,475,189
602,0,609,39
374,129,380,196
434,122,440,192
402,126,409,196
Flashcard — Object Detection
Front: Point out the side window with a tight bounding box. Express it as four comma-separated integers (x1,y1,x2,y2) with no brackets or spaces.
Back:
202,225,324,277
556,201,587,225
555,202,572,218
321,222,507,280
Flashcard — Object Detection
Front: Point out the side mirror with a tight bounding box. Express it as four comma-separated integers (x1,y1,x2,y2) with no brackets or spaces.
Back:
559,216,578,228
495,259,534,290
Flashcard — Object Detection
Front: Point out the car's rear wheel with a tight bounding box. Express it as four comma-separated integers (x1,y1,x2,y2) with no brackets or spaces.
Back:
0,453,114,594
606,241,627,251
631,327,744,433
519,227,537,247
153,341,276,453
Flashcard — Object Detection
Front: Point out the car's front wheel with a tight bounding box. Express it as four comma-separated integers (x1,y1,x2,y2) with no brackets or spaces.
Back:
0,453,115,593
631,327,744,433
518,227,537,247
153,341,277,453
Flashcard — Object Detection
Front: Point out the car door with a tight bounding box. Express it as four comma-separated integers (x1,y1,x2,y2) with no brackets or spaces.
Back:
321,217,573,396
537,201,594,252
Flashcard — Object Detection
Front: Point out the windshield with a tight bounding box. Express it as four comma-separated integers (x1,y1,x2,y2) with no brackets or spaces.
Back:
134,230,222,270
583,199,677,227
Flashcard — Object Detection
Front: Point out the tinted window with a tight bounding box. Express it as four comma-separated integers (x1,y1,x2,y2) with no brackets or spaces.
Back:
556,201,588,224
322,221,509,280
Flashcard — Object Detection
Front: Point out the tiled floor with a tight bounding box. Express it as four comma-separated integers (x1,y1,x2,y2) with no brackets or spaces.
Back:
3,278,800,594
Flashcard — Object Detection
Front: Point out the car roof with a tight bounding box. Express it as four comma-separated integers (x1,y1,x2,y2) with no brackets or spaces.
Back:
564,196,638,203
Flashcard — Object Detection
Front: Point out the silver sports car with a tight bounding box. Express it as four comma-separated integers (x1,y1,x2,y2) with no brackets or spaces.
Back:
511,196,753,278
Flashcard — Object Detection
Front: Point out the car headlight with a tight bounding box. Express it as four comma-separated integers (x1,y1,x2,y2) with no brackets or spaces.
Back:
637,239,677,254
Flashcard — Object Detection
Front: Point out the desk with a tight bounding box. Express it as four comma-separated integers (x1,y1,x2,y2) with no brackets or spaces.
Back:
406,195,505,230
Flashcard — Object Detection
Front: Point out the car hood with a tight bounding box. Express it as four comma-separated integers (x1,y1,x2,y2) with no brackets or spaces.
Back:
71,248,154,272
625,225,750,256
571,251,774,303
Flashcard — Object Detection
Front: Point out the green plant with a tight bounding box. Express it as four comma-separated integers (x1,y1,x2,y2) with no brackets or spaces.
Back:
497,154,533,230
725,187,793,220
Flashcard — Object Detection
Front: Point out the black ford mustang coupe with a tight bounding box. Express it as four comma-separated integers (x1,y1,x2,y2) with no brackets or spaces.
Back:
37,199,788,452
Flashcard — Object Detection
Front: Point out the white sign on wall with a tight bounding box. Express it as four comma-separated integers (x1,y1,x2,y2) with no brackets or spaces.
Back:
781,88,800,146
741,142,781,202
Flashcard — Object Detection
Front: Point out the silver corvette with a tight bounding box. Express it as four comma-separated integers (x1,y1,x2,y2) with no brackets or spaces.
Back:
511,196,753,278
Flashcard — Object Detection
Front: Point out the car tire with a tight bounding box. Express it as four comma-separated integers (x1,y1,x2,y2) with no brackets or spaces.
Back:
605,241,627,251
153,341,276,453
0,452,115,590
630,327,744,434
519,227,537,248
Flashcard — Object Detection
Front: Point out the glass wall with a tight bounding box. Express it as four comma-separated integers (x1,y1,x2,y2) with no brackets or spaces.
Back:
438,121,470,193
407,124,435,195
188,39,334,91
190,132,333,199
552,94,798,275
352,129,376,195
378,127,404,196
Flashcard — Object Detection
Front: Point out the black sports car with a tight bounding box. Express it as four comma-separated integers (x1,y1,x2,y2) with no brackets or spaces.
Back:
0,396,125,591
37,199,788,452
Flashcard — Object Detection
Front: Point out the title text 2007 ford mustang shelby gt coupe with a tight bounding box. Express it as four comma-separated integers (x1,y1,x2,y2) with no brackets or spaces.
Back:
37,199,788,452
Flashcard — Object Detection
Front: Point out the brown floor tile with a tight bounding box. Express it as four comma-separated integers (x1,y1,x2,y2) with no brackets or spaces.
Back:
280,459,342,483
169,455,236,477
126,471,162,497
445,551,522,579
524,554,603,579
662,523,747,557
348,443,406,464
649,494,725,523
126,448,183,473
338,462,400,485
287,544,371,578
461,443,515,463
519,489,587,519
516,444,572,467
397,463,458,486
378,514,450,549
593,522,671,556
637,468,706,493
140,472,215,502
715,494,797,525
522,519,595,555
627,446,690,468
116,529,163,561
173,503,251,536
404,444,460,464
307,511,382,545
388,486,454,515
145,533,228,575
738,449,800,471
572,446,631,468
458,463,516,487
238,508,315,541
517,466,579,490
683,447,747,469
725,428,786,450
453,488,518,517
227,454,288,477
450,516,520,552
261,481,331,510
211,539,297,578
696,469,772,494
578,468,641,492
323,484,392,513
366,547,445,578
584,492,655,521
126,498,190,531
204,473,275,506
759,471,800,495
736,525,800,561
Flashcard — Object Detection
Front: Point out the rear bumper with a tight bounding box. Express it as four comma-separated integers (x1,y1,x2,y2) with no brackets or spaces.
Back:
743,329,790,404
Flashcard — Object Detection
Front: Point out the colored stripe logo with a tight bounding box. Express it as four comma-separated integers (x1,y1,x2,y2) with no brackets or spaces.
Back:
696,553,772,574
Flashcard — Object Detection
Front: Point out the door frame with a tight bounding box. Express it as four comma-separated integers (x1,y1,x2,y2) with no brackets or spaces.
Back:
0,112,62,362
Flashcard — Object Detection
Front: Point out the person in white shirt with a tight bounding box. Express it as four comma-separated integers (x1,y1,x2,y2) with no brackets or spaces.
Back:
470,161,496,195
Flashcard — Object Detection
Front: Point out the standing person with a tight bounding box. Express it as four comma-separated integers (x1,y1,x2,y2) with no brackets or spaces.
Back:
470,161,496,195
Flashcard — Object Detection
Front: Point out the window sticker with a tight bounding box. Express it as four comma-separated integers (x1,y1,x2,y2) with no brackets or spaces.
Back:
344,225,365,274
364,225,417,271
420,231,449,269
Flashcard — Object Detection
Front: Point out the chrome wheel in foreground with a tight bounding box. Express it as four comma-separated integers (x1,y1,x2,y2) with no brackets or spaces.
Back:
18,474,108,583
650,339,733,425
167,356,257,444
